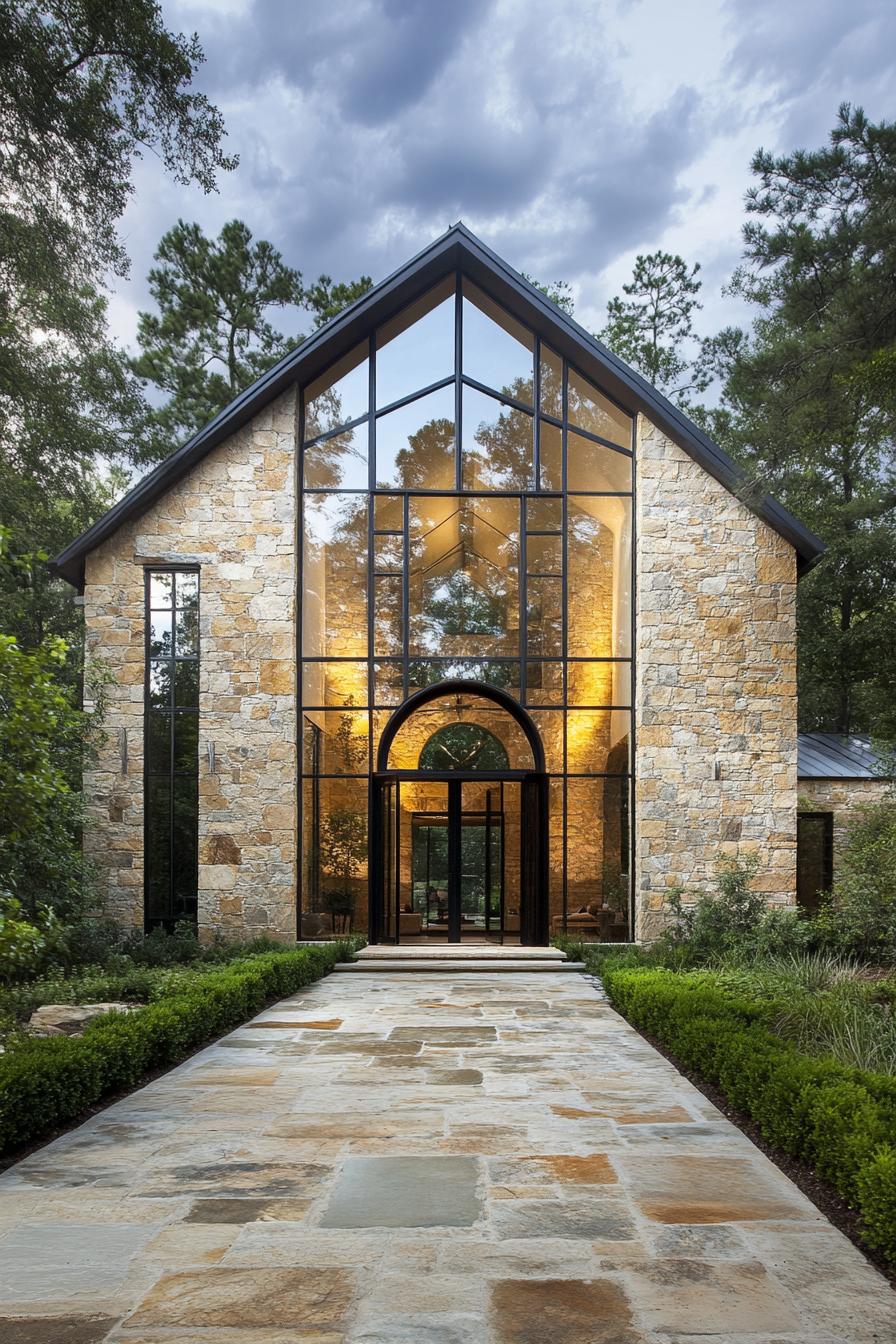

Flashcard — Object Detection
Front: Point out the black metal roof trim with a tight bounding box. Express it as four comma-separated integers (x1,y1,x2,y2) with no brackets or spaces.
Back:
798,732,891,780
50,221,826,589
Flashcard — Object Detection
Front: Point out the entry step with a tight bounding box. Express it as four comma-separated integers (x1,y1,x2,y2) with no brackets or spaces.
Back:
333,959,587,973
355,944,567,960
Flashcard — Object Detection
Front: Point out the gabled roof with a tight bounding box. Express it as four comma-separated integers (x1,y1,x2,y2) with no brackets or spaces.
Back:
798,733,891,780
51,222,825,588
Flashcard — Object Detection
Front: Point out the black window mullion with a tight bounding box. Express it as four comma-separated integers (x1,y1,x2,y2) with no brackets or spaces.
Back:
561,355,569,933
519,495,526,705
367,335,376,785
534,334,542,490
454,270,462,493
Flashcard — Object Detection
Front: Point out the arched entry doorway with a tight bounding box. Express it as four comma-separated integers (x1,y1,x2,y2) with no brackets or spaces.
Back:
371,681,549,945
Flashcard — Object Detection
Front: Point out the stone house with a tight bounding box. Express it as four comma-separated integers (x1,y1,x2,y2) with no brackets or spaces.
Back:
796,734,891,912
51,224,827,945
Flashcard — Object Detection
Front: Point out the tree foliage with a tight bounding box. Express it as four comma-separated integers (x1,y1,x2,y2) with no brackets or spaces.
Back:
522,273,575,316
707,105,896,733
132,219,304,453
0,0,235,647
303,273,373,327
132,220,374,459
598,251,710,405
0,625,105,919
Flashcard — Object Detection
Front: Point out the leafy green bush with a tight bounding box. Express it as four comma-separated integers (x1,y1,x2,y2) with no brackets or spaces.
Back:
0,930,367,1033
603,966,896,1266
0,896,55,982
556,859,813,975
0,942,353,1156
36,914,304,978
0,632,105,934
815,800,896,964
658,857,812,965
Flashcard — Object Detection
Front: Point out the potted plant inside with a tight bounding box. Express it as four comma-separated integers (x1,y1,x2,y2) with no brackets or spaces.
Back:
319,804,366,934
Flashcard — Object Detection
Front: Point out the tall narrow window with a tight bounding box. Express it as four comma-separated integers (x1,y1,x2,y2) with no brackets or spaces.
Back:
145,568,199,930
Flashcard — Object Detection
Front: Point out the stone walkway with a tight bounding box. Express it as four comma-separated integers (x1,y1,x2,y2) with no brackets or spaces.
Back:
0,973,891,1343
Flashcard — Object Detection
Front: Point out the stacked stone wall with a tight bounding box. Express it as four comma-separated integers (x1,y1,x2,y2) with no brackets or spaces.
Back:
82,390,298,940
635,416,798,939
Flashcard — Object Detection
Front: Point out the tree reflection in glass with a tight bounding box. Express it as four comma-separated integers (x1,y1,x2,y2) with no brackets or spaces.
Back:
376,384,455,489
462,386,533,490
409,497,518,657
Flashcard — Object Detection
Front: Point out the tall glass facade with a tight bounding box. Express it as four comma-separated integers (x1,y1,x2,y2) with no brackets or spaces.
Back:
300,274,633,941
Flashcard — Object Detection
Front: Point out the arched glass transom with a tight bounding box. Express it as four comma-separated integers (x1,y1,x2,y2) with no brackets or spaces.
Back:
418,723,510,772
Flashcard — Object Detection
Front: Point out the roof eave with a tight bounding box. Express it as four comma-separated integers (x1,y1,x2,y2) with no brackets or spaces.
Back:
49,221,826,587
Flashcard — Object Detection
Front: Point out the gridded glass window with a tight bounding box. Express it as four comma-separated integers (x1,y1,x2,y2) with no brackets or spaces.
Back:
303,426,367,489
300,271,636,940
376,277,455,410
376,384,456,489
145,568,199,930
462,279,534,404
567,366,632,449
462,386,534,490
304,344,369,439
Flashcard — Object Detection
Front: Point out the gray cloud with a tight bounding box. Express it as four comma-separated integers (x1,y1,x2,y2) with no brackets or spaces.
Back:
110,0,895,354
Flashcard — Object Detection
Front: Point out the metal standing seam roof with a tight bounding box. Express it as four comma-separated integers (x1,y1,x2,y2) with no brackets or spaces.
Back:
798,733,891,779
49,221,826,590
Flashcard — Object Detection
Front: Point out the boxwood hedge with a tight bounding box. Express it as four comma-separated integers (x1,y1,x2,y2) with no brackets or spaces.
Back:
602,966,896,1268
0,942,347,1157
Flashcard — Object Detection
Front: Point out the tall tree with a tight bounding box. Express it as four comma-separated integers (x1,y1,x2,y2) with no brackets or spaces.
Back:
0,0,235,649
132,219,374,457
598,251,711,406
708,105,896,735
522,274,575,316
132,219,305,453
303,273,373,327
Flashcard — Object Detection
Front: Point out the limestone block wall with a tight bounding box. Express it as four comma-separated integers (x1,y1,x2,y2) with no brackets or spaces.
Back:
800,778,890,869
635,415,798,939
82,389,298,940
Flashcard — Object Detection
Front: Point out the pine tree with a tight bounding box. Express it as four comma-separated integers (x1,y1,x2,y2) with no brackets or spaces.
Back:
598,251,711,406
708,105,896,734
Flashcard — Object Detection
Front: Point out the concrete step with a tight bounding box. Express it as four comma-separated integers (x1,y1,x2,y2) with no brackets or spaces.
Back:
355,945,565,961
333,959,587,973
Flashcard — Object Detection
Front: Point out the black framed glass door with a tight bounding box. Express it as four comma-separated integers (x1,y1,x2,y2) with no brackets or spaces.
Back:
372,771,546,943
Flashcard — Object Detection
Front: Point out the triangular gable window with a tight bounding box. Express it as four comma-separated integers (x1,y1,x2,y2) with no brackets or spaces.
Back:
461,278,534,405
376,276,454,410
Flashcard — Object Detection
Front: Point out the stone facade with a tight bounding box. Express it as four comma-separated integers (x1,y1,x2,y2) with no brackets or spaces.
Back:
800,777,890,866
82,389,298,941
78,394,801,944
634,416,798,940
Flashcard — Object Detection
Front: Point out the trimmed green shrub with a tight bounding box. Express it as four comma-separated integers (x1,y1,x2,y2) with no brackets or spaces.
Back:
603,966,896,1269
0,942,350,1156
855,1145,896,1261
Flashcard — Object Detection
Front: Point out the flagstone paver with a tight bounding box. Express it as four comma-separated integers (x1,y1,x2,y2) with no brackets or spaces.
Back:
0,971,892,1342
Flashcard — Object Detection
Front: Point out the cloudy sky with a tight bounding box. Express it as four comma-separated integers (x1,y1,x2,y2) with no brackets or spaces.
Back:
110,0,896,351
